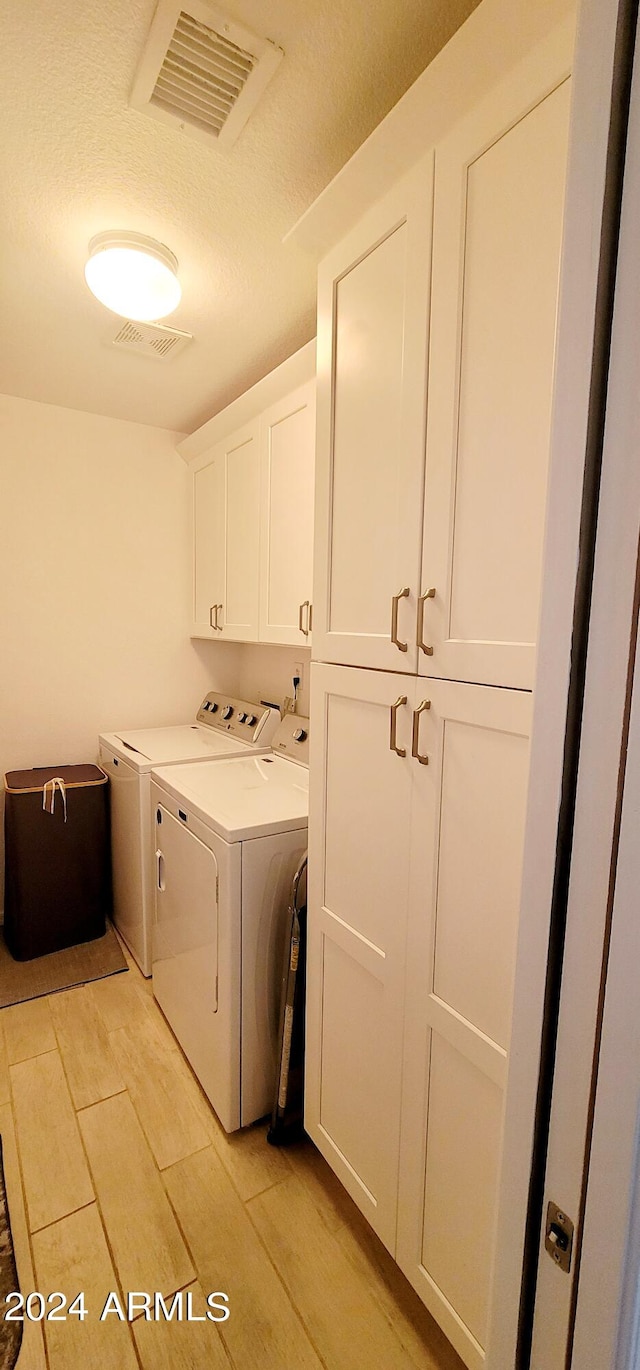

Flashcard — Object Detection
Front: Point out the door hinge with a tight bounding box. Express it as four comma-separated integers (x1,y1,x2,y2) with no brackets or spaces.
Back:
545,1201,574,1273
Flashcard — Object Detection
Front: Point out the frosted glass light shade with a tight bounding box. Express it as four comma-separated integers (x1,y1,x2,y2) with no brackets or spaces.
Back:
84,232,182,321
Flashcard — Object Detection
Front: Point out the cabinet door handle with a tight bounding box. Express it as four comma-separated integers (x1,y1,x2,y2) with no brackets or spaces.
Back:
308,602,313,633
411,700,431,765
391,587,410,652
299,600,310,637
210,604,217,629
390,696,408,757
217,603,223,631
417,587,436,655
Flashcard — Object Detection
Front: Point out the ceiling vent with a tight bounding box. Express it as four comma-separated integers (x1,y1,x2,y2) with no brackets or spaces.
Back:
130,0,283,148
108,319,193,361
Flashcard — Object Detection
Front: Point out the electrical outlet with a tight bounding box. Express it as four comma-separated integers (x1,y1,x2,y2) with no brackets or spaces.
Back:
293,662,304,687
283,696,296,715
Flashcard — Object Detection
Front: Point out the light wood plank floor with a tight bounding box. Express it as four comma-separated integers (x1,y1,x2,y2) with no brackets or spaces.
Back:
0,937,465,1370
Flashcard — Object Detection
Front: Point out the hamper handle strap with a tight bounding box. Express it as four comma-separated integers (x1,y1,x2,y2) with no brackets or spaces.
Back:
42,777,67,823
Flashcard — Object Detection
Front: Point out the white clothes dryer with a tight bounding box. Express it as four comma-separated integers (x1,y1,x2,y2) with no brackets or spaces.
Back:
150,713,309,1132
98,694,279,974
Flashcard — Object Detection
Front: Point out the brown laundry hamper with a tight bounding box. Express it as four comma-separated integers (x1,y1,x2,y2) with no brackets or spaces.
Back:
3,764,111,961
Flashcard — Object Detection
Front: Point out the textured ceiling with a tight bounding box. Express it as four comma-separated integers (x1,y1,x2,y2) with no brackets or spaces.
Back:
0,0,479,432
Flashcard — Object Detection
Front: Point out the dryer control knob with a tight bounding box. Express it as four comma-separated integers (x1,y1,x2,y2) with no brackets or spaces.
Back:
246,714,256,727
238,712,247,723
222,705,233,720
293,728,307,742
209,702,218,713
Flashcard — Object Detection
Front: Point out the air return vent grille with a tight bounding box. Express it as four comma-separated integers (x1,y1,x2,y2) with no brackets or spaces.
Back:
130,0,283,148
108,319,193,361
153,14,255,134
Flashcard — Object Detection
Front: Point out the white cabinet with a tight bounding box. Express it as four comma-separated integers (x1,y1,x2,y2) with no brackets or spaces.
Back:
305,13,573,1370
312,52,571,691
306,663,532,1368
397,679,531,1366
258,380,316,646
305,664,416,1248
191,418,261,642
191,378,315,647
312,163,434,674
220,421,261,642
192,450,225,637
420,75,571,689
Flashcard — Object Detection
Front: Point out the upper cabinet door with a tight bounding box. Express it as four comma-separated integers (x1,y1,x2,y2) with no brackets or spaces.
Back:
218,419,261,642
192,451,225,637
312,159,434,673
419,76,571,689
258,380,316,646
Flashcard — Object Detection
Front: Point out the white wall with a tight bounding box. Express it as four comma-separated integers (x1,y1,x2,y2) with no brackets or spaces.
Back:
0,391,312,912
237,643,311,718
0,392,243,903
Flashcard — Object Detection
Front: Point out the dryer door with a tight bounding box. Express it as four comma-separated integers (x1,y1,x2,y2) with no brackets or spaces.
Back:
154,803,219,1018
152,796,242,1132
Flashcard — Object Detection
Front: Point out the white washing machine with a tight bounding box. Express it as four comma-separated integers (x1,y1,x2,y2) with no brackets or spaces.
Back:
98,694,279,975
150,713,309,1133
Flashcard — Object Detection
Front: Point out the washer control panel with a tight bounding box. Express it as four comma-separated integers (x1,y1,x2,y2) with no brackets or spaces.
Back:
196,693,279,746
270,714,310,766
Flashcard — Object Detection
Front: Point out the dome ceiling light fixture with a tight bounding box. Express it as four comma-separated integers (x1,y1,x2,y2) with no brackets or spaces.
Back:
84,231,182,322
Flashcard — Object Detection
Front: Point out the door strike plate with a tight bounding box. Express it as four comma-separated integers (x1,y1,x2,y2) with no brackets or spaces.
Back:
545,1201,574,1273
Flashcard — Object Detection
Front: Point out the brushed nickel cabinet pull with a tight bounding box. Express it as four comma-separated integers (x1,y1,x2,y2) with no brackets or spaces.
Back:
412,699,431,765
210,604,217,629
299,600,310,636
391,587,410,652
417,587,436,655
390,696,408,757
216,604,223,631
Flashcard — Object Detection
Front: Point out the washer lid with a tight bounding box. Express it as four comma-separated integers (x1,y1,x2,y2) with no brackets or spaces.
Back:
150,754,309,842
100,724,253,770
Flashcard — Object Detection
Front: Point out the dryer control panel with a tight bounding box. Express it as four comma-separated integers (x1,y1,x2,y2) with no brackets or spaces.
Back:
270,714,310,766
196,694,280,746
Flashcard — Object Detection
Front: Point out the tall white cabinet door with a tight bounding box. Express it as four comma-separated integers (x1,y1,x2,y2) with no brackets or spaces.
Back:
192,451,225,637
419,70,571,689
218,420,261,642
312,159,434,673
305,662,419,1249
397,679,532,1369
259,381,315,646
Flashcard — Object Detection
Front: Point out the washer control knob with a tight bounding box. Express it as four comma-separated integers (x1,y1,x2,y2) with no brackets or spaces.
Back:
209,701,218,713
293,728,307,743
221,705,233,720
246,714,256,727
238,712,247,724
